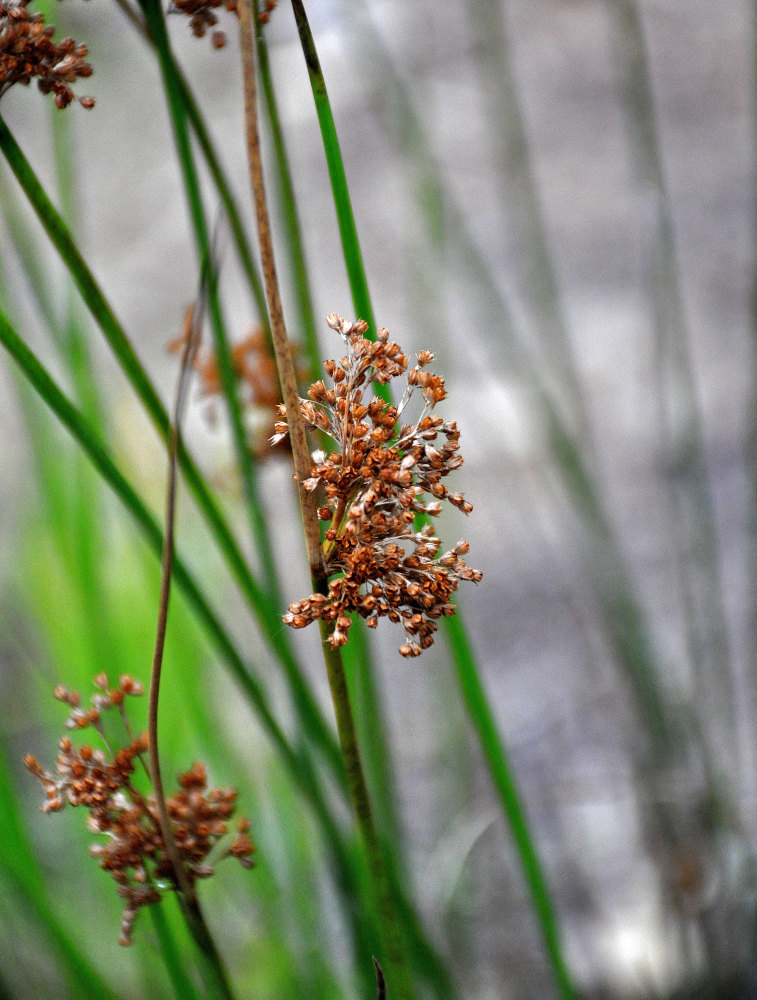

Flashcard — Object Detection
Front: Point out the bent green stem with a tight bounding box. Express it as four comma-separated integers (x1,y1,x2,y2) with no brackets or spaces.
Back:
445,613,576,1000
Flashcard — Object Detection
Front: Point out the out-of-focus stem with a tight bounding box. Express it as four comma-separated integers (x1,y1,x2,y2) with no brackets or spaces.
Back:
146,266,237,1000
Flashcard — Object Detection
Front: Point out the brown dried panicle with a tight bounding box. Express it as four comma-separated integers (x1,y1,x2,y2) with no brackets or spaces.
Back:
0,0,94,108
274,314,481,657
24,676,254,946
169,315,291,457
168,0,238,48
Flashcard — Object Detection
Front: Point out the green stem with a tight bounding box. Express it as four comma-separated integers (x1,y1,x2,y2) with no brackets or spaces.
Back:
289,0,375,334
177,896,238,1000
286,0,403,857
148,904,202,1000
319,629,415,1000
445,612,576,1000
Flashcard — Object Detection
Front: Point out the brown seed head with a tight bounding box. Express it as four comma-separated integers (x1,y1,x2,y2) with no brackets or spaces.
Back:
0,2,94,108
25,679,254,944
277,315,481,657
167,0,239,47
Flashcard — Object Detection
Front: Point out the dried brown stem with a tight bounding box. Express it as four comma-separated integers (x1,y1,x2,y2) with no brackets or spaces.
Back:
238,11,414,996
238,1,324,579
147,293,203,905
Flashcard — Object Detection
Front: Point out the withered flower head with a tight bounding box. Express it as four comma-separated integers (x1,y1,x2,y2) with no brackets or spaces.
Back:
274,314,481,658
168,317,291,458
168,0,239,48
25,676,254,945
0,0,94,108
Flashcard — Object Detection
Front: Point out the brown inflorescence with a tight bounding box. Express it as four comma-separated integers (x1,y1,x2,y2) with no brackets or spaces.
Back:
0,0,94,108
24,676,254,946
169,315,291,458
258,0,277,25
274,314,482,658
168,0,238,49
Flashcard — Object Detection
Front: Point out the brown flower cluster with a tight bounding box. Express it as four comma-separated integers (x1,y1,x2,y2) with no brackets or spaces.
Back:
24,675,254,946
169,314,291,457
274,314,481,657
168,0,238,48
0,0,94,108
258,0,277,25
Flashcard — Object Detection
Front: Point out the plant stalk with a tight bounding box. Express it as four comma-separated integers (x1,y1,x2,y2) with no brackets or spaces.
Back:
146,264,238,1000
238,7,414,996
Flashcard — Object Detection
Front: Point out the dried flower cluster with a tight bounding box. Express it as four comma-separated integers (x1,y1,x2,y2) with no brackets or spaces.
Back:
0,0,94,108
168,0,238,48
24,675,253,945
169,315,291,457
274,314,481,657
258,0,277,25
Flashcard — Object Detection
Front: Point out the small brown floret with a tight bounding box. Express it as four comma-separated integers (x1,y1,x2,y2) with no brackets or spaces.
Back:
258,0,277,24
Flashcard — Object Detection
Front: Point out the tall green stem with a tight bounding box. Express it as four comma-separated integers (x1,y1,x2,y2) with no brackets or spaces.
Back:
318,629,415,1000
285,0,404,867
284,8,580,997
446,613,576,1000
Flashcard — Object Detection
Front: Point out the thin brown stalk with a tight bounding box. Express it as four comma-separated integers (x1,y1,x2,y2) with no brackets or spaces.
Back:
237,7,414,996
147,297,203,905
238,1,323,579
146,284,238,1000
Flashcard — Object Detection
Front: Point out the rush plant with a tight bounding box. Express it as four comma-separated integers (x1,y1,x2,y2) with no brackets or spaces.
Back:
0,1,633,999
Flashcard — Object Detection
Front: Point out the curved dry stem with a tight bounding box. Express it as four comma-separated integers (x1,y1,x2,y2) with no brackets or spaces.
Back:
147,284,204,905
